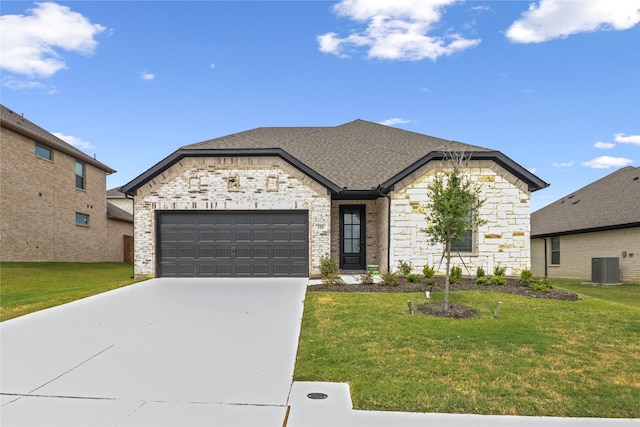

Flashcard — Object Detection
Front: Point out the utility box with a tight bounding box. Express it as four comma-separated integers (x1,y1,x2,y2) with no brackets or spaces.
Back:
592,257,619,284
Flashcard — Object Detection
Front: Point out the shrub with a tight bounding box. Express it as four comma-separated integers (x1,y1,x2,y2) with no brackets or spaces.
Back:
380,272,399,286
319,256,338,279
489,275,507,286
450,265,462,284
476,266,485,279
530,278,552,293
360,271,375,285
494,265,506,277
519,269,534,285
423,277,435,286
406,273,420,283
322,272,345,286
422,265,436,278
475,277,489,286
397,260,412,278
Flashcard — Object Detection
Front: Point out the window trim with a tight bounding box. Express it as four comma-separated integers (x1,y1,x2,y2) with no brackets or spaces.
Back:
35,144,53,161
75,212,89,226
550,237,560,265
75,161,86,189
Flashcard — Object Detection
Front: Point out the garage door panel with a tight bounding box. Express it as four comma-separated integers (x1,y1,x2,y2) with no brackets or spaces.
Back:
158,211,308,277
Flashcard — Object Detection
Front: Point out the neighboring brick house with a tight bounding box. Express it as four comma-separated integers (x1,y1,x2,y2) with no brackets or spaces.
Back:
531,167,640,283
107,186,133,215
0,104,132,263
121,119,548,279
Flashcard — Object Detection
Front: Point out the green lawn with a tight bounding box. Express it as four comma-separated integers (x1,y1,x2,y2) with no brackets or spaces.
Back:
294,282,640,418
0,262,142,321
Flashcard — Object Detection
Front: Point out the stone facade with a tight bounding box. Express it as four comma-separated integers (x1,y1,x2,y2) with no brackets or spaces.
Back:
132,156,331,278
1,126,113,262
389,160,531,277
531,227,639,283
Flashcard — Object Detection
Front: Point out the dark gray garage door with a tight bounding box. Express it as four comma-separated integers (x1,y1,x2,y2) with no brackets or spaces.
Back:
157,211,309,277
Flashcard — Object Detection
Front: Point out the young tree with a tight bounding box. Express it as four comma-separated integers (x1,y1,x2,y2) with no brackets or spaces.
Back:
423,161,485,311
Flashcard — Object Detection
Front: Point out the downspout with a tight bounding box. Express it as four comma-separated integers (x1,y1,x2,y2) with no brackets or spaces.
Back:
125,192,135,278
377,186,392,274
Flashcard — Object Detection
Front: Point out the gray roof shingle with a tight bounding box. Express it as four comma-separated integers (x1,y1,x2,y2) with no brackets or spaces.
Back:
107,202,133,223
531,166,640,237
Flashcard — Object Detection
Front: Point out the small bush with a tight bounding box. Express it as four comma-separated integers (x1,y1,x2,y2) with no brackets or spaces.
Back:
475,277,490,286
423,277,435,286
397,260,412,278
530,278,552,293
494,265,506,277
489,275,507,286
422,265,436,278
360,271,375,285
322,272,345,287
406,273,421,283
476,266,485,279
380,272,399,286
519,269,534,285
450,266,462,284
319,256,338,279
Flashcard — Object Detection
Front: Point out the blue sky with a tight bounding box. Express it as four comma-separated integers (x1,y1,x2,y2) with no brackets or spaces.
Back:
1,0,639,211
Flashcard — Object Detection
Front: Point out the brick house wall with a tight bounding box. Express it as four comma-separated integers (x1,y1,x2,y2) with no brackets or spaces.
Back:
1,126,110,262
390,160,531,276
531,227,640,283
132,156,332,278
106,218,134,262
330,199,382,270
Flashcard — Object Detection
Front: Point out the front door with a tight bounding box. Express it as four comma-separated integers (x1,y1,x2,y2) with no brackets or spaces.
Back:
340,205,366,270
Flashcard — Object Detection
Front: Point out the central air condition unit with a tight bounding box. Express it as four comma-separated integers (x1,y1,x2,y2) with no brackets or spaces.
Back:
591,257,619,284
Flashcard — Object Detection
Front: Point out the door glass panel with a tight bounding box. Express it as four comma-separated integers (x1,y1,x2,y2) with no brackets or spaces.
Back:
343,209,361,254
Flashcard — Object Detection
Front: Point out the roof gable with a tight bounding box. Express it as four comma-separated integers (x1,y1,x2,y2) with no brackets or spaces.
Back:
122,119,548,196
0,104,115,174
531,166,640,237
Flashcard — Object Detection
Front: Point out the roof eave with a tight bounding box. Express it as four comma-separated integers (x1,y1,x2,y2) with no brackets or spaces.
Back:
120,148,342,196
531,221,640,238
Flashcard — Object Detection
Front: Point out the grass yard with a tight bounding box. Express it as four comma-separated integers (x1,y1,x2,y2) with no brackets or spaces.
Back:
294,282,640,418
0,263,141,321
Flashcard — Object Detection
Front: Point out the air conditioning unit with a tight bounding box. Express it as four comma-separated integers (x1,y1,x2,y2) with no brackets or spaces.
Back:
591,257,619,284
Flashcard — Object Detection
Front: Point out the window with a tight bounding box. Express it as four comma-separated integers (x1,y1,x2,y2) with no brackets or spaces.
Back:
75,161,85,189
551,237,560,265
76,212,89,226
450,209,473,252
35,145,52,160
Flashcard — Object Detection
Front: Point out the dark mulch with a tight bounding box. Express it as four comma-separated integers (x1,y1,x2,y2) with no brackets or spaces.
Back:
308,277,581,318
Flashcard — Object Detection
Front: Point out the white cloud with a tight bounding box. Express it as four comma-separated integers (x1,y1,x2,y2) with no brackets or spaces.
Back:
506,0,640,43
581,156,634,169
379,118,413,126
614,133,640,146
2,77,45,90
209,63,216,70
0,2,106,77
552,161,575,167
594,141,615,149
140,71,156,81
318,0,481,61
52,132,95,150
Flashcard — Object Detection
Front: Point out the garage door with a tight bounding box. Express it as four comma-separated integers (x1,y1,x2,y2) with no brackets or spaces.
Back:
157,211,309,277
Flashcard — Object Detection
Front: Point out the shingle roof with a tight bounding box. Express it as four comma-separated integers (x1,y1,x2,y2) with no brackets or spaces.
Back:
107,187,126,198
0,104,115,174
122,119,548,195
531,166,640,237
107,202,133,223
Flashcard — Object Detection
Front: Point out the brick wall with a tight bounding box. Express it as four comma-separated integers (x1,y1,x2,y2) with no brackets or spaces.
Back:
330,199,382,269
531,227,640,283
132,156,331,278
106,219,133,262
1,127,110,262
389,160,531,276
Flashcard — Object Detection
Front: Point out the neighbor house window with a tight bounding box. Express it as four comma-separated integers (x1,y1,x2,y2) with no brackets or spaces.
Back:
450,209,473,252
75,161,85,189
76,212,89,226
551,237,560,265
35,145,52,160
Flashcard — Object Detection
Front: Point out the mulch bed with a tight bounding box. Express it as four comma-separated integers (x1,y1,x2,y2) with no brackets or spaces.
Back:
308,277,581,319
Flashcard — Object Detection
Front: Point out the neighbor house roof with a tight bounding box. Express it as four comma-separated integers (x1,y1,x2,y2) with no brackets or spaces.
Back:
531,166,640,237
107,187,126,198
107,202,133,223
121,119,548,196
0,104,115,174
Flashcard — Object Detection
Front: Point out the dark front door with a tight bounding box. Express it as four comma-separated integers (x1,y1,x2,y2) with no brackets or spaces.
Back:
340,205,366,270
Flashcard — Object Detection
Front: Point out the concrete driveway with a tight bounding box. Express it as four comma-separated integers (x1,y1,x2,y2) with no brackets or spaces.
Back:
1,278,307,426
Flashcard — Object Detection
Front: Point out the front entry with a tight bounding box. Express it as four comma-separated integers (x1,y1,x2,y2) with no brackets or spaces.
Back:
339,205,366,270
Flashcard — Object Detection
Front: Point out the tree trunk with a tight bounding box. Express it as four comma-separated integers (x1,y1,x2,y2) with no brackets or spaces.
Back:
444,237,452,311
